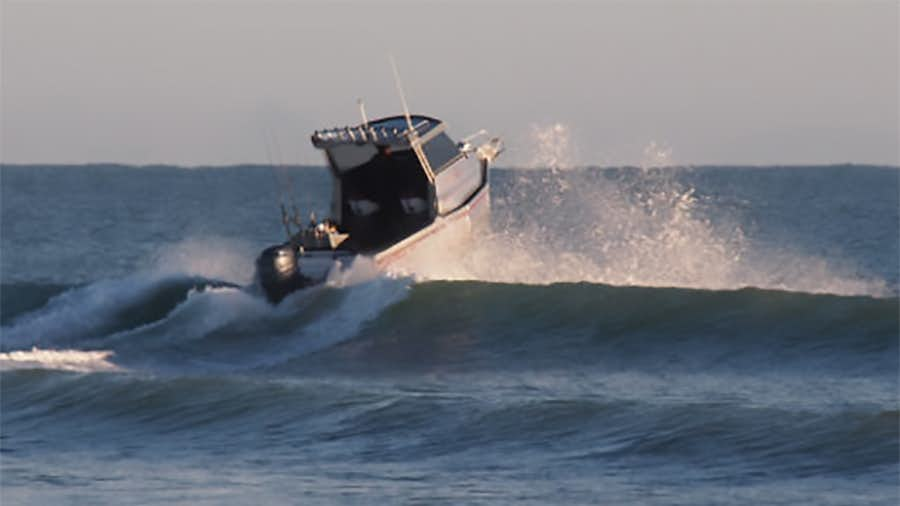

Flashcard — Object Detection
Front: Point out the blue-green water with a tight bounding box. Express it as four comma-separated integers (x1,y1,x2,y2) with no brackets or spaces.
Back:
1,164,897,504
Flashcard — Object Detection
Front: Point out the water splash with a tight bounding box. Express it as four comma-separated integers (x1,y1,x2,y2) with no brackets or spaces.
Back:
325,255,382,287
415,130,888,296
148,236,260,285
527,123,579,170
640,140,674,169
459,168,750,289
498,167,885,295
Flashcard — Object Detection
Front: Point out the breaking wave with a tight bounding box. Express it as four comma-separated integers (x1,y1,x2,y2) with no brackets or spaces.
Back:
0,255,412,373
2,275,894,377
0,275,238,350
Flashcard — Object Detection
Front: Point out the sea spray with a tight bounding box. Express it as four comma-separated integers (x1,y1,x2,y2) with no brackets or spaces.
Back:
411,126,890,296
472,167,889,295
527,123,580,171
147,235,261,285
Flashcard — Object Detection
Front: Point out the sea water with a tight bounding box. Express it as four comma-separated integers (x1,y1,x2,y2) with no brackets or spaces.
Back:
1,163,897,505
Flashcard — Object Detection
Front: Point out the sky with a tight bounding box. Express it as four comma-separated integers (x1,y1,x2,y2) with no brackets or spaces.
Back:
1,0,898,167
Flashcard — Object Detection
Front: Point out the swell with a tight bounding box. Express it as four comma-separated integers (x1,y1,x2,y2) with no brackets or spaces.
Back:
2,278,896,377
3,277,896,483
339,281,899,375
2,370,895,480
388,281,900,347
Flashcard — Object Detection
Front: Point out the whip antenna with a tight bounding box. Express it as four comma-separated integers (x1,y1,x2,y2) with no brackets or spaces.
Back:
262,129,292,240
389,55,414,133
357,98,369,129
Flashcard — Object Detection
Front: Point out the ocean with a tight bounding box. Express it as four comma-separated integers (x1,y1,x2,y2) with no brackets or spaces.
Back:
1,163,897,504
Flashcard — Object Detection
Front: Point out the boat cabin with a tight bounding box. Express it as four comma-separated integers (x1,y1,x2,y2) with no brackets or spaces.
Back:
310,115,485,252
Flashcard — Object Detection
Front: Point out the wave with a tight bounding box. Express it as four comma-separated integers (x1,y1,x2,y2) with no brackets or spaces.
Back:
0,282,72,326
107,273,412,373
2,274,894,487
372,281,898,347
1,367,895,481
2,273,895,377
1,162,896,502
323,281,898,378
0,275,238,350
0,257,412,373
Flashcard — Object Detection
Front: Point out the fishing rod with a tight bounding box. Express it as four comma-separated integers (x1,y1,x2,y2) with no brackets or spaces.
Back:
272,128,308,234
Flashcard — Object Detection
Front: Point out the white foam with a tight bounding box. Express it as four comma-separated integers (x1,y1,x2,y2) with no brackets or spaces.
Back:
105,285,273,353
102,262,412,371
469,177,888,296
325,255,383,288
0,347,120,373
2,236,264,350
1,273,182,349
526,122,580,170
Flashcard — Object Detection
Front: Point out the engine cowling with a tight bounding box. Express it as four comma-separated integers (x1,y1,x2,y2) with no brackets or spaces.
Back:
254,244,310,304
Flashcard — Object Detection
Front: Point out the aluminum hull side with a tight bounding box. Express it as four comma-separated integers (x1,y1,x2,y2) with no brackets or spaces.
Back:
374,181,490,270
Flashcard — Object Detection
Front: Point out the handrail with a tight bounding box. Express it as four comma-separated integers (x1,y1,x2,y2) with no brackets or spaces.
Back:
312,120,437,148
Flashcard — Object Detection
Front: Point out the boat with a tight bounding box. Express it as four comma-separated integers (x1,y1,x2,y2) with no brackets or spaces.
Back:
254,112,503,303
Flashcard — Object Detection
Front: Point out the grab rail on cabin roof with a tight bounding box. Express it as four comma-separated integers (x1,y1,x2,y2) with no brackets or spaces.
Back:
312,119,435,147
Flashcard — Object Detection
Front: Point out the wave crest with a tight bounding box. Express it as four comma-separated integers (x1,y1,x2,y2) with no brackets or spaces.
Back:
0,347,119,373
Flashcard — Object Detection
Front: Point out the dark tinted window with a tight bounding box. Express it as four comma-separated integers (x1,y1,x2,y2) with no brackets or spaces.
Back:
368,116,438,136
422,133,461,172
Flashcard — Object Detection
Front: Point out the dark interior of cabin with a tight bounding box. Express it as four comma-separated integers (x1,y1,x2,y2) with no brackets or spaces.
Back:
337,148,433,252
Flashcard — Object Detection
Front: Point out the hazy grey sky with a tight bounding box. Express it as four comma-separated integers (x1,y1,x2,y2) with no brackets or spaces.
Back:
2,0,897,166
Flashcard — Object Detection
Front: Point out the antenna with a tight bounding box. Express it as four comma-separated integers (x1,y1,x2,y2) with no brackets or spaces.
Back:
262,128,293,240
389,55,414,133
357,98,369,129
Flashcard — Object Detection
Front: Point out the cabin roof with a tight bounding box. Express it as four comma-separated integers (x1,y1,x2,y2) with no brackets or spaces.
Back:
311,115,442,148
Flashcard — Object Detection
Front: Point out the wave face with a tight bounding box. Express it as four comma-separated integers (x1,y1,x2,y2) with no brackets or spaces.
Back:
1,163,898,505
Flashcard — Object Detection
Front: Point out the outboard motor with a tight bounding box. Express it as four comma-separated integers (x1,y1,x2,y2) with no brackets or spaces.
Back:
254,244,309,304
